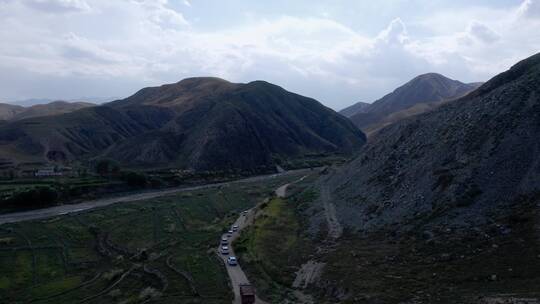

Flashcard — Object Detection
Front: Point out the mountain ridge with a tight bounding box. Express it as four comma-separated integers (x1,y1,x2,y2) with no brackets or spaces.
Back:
0,78,366,171
0,100,94,121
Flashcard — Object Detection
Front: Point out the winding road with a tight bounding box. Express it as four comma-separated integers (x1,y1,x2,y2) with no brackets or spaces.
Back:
217,203,268,304
218,175,308,304
0,170,307,225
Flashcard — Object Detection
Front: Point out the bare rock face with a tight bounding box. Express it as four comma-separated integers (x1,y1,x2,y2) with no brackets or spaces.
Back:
320,53,540,234
0,78,366,171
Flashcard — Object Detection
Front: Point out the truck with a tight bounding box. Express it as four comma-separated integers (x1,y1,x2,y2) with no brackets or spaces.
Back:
239,284,255,304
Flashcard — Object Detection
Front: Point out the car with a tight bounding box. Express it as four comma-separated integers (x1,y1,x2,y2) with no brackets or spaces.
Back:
227,256,237,266
220,246,229,255
221,237,228,245
242,210,248,215
227,230,233,237
232,225,239,232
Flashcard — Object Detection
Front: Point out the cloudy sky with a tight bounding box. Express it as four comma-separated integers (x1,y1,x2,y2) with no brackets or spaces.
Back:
0,0,539,109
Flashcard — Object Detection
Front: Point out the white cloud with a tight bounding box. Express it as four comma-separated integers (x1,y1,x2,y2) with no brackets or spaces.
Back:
23,0,90,13
518,0,540,19
467,21,500,44
377,18,409,45
0,0,538,109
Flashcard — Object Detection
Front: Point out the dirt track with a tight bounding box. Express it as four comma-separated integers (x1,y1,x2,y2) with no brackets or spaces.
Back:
320,184,343,239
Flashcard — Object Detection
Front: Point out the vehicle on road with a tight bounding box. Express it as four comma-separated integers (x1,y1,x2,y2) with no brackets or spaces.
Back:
239,284,255,304
232,225,239,231
220,246,229,255
221,237,228,245
227,229,233,236
227,256,237,266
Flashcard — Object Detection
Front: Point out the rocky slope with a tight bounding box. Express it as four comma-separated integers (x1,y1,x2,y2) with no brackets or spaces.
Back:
314,53,540,234
346,73,481,136
0,78,365,171
283,52,540,304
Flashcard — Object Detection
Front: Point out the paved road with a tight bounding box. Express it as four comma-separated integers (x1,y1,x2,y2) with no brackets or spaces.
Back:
218,175,308,304
0,170,307,225
217,205,268,304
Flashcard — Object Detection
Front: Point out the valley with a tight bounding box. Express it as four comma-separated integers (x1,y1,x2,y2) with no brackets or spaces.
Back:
1,3,540,301
0,170,308,303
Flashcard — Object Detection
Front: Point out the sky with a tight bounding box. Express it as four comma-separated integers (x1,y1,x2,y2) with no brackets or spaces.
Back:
0,0,539,110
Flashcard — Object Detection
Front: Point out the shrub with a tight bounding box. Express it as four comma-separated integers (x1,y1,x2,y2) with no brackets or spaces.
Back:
95,159,120,176
121,171,148,187
4,186,59,209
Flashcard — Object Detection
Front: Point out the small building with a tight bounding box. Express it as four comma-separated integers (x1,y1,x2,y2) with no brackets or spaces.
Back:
239,284,255,304
35,168,62,177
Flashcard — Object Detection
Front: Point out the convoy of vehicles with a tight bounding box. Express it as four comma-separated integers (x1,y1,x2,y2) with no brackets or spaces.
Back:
219,215,256,303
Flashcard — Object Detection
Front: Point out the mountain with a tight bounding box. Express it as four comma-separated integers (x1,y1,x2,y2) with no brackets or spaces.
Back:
346,73,482,136
10,97,113,107
10,98,55,107
0,101,94,121
0,103,25,120
291,53,540,304
319,53,540,233
0,78,365,171
11,101,94,121
338,101,370,117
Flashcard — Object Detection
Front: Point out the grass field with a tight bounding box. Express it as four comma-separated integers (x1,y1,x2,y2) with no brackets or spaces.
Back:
0,172,304,304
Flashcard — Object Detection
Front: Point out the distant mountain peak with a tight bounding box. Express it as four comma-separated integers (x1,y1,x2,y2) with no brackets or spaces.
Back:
346,72,482,135
0,100,94,121
339,101,370,118
176,76,232,85
412,72,448,79
111,77,240,108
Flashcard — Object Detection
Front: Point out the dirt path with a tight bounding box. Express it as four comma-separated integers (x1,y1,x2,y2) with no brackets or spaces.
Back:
275,175,307,198
320,184,343,239
275,183,289,198
292,260,325,289
290,180,340,301
0,170,307,225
